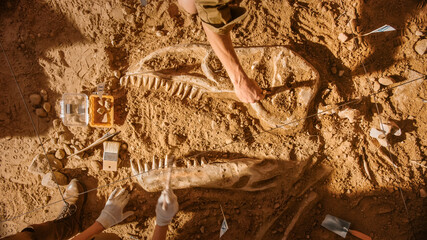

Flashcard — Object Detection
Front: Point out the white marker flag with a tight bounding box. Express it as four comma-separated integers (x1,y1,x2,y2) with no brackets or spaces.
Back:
219,204,229,238
362,25,396,36
220,218,228,238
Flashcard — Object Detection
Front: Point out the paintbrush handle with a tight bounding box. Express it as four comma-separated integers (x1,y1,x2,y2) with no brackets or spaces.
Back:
348,229,372,240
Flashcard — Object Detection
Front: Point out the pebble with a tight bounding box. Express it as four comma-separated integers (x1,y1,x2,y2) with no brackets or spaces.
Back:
40,89,48,101
156,30,165,37
274,203,280,209
378,76,394,86
41,172,68,188
43,102,51,113
113,70,121,79
414,39,427,55
415,30,423,36
331,66,337,75
63,144,73,155
338,33,348,43
200,226,205,234
338,70,345,77
55,149,65,160
35,108,47,117
29,94,42,106
420,188,427,198
373,81,381,92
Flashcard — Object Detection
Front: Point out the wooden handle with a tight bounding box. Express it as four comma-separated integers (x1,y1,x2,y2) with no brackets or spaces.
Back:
348,229,372,240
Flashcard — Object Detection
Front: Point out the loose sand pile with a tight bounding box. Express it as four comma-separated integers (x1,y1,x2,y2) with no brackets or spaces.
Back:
0,0,426,239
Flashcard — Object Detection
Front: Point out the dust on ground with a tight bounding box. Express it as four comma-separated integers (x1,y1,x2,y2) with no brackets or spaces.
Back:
0,0,426,239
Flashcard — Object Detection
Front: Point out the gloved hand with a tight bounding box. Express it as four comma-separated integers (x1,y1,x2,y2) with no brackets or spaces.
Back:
96,188,134,229
155,189,179,226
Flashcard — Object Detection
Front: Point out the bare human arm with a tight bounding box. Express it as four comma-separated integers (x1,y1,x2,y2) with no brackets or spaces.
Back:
152,225,168,240
72,221,104,240
202,22,264,103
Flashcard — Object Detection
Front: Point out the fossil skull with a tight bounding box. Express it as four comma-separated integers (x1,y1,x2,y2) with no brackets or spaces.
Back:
120,44,320,130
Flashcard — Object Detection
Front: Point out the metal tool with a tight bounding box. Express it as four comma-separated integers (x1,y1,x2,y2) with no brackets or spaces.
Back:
321,214,372,240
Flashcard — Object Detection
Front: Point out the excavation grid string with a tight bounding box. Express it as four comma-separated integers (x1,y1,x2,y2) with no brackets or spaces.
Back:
0,59,424,223
347,15,417,239
0,42,65,204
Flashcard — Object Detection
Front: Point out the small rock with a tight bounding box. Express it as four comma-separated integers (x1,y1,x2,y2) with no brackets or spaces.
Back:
55,149,66,160
338,70,345,77
338,108,360,123
373,81,381,92
35,108,47,117
414,39,427,55
420,188,427,198
113,70,121,79
41,172,68,188
156,30,165,37
200,226,205,234
29,94,42,106
331,66,337,75
274,203,280,209
63,144,73,155
415,30,423,36
91,161,102,171
43,102,51,113
378,76,394,86
40,89,48,101
338,33,348,43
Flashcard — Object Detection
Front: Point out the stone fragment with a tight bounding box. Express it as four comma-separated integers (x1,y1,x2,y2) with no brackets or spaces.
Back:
113,70,121,79
338,33,348,43
29,154,63,175
63,144,73,155
331,66,337,75
40,89,48,101
200,226,205,234
55,149,66,160
420,188,427,198
35,108,47,117
414,39,427,55
156,30,165,37
415,30,423,36
378,76,394,86
43,102,51,113
338,70,344,77
373,81,381,92
41,172,68,188
29,94,42,106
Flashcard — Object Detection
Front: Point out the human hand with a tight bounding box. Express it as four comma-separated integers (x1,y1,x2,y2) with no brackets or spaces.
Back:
96,188,134,229
233,76,265,103
155,189,179,226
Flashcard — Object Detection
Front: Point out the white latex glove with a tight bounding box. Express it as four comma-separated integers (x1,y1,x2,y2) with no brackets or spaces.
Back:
96,188,134,229
155,189,179,226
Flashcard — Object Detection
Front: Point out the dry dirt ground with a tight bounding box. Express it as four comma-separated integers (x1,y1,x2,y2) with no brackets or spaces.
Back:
0,0,426,239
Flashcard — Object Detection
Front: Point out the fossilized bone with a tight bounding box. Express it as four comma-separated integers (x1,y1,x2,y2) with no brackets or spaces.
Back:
120,44,320,129
130,156,305,192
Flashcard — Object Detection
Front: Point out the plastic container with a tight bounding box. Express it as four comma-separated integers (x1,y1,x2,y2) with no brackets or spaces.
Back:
89,95,114,128
60,93,114,128
60,93,89,127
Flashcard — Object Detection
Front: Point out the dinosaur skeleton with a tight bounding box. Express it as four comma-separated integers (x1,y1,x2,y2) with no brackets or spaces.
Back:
130,157,307,192
120,44,320,129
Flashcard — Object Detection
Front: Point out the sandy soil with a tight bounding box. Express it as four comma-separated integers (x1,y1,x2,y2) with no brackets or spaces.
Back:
0,0,426,239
